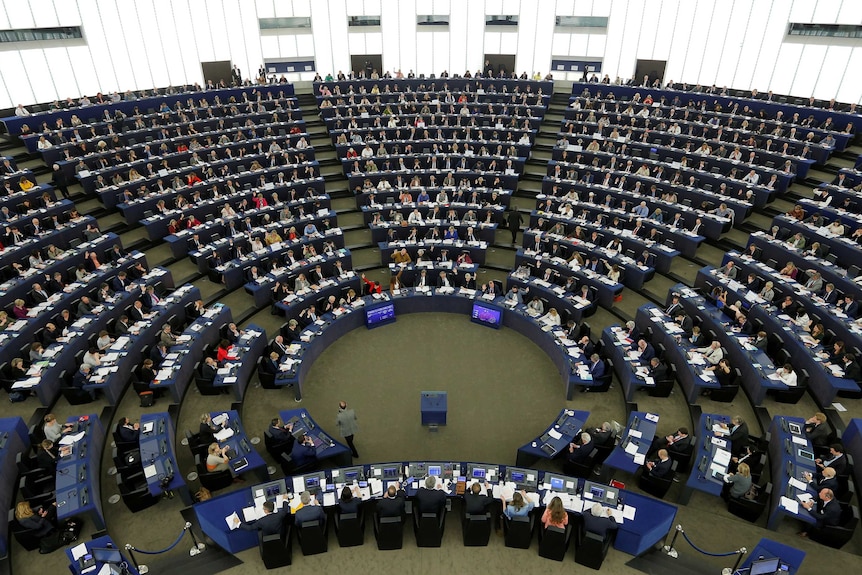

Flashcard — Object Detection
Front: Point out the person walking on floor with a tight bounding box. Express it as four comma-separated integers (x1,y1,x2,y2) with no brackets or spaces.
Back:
336,400,360,458
507,208,523,245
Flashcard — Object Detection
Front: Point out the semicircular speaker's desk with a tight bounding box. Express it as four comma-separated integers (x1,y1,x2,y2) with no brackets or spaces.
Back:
275,289,593,400
193,460,676,557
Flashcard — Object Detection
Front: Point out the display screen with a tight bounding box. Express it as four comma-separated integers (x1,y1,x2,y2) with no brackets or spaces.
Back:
550,477,564,490
471,301,503,329
510,471,525,482
366,302,396,328
428,465,442,476
472,469,486,479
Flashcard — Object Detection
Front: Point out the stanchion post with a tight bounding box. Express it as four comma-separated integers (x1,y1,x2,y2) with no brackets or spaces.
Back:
732,547,747,572
662,524,682,559
186,521,206,556
124,544,148,575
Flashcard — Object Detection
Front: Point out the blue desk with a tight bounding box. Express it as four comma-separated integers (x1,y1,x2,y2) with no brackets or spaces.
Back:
0,417,29,559
0,215,97,273
774,215,861,271
153,300,230,403
348,171,519,195
737,538,805,575
193,458,675,557
679,413,732,504
279,408,352,467
604,411,659,475
210,411,268,482
506,274,594,325
766,417,817,531
244,249,352,309
274,290,593,401
213,323,267,402
379,239,488,266
523,230,653,290
516,409,590,467
56,414,105,531
635,303,718,403
513,250,623,308
421,392,448,426
842,418,862,523
675,281,780,405
601,327,653,400
139,413,190,505
65,535,139,575
3,85,295,138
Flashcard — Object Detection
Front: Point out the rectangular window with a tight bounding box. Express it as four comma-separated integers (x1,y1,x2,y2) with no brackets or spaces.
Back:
485,15,519,27
258,17,312,31
348,16,381,27
417,15,449,27
0,26,83,43
788,23,862,38
555,16,609,31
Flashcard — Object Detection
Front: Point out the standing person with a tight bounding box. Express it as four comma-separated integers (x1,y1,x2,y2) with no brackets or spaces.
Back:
507,207,523,245
336,401,359,458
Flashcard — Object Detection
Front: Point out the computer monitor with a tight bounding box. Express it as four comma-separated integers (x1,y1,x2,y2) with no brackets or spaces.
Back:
428,465,442,477
369,463,401,481
796,448,814,462
339,466,365,484
582,480,620,506
408,461,428,478
505,466,537,489
545,473,576,494
466,463,498,481
91,548,123,564
253,479,287,501
750,557,781,575
366,301,396,328
302,471,327,494
470,301,503,329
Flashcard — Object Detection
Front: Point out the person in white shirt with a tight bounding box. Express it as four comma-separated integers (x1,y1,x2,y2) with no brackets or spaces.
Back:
407,209,423,225
540,308,562,326
777,364,798,386
15,104,30,117
694,341,724,365
741,170,759,185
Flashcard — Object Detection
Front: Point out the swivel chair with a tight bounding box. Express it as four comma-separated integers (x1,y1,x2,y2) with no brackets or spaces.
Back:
462,512,492,546
373,513,404,550
259,527,292,568
297,519,328,555
538,524,572,561
503,514,534,548
335,509,365,547
414,508,446,547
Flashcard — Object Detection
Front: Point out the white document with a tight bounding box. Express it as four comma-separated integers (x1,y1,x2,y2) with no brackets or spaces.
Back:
71,542,89,560
791,435,807,446
143,465,157,478
780,496,799,514
797,493,813,503
645,413,659,422
623,505,637,521
292,477,305,494
633,453,646,465
624,442,639,455
628,429,642,439
547,429,562,440
323,492,336,507
214,428,234,442
225,511,240,530
59,431,85,445
788,477,807,491
368,478,383,496
713,449,732,466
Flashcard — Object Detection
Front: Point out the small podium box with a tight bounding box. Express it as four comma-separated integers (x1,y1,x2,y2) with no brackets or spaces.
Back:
420,391,447,430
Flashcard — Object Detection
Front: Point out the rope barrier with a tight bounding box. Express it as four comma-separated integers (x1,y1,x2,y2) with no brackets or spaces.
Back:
678,528,741,557
128,525,188,555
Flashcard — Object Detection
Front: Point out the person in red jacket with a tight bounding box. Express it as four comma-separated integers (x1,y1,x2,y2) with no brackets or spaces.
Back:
361,273,382,295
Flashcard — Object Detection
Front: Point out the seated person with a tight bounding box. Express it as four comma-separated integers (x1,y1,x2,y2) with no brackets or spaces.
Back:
583,502,619,539
294,491,326,527
463,481,495,515
338,485,363,515
644,449,673,478
116,417,140,442
722,462,753,500
376,483,407,518
14,501,55,537
566,432,594,464
415,475,447,514
799,488,842,537
541,496,568,529
268,417,294,444
206,443,231,472
235,500,289,535
291,433,317,468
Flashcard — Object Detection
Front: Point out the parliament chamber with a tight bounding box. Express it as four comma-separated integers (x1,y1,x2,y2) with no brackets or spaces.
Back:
2,2,862,575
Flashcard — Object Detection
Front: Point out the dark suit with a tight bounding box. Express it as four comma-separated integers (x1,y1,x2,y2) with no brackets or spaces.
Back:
112,277,128,292
589,359,605,378
808,499,842,528
464,492,495,514
271,340,288,357
591,429,614,447
114,320,130,336
843,360,861,382
129,306,146,322
640,343,656,362
583,512,619,538
804,422,830,447
241,508,289,535
648,457,673,478
376,489,406,517
201,363,218,380
117,425,138,442
567,439,594,464
291,441,317,468
726,422,749,456
294,504,326,527
415,487,447,514
36,449,57,473
31,289,49,303
649,363,668,381
822,454,847,476
269,425,293,444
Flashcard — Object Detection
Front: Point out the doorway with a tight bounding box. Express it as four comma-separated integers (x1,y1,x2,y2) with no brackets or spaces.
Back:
350,55,383,79
483,54,516,78
201,60,232,87
634,59,667,87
